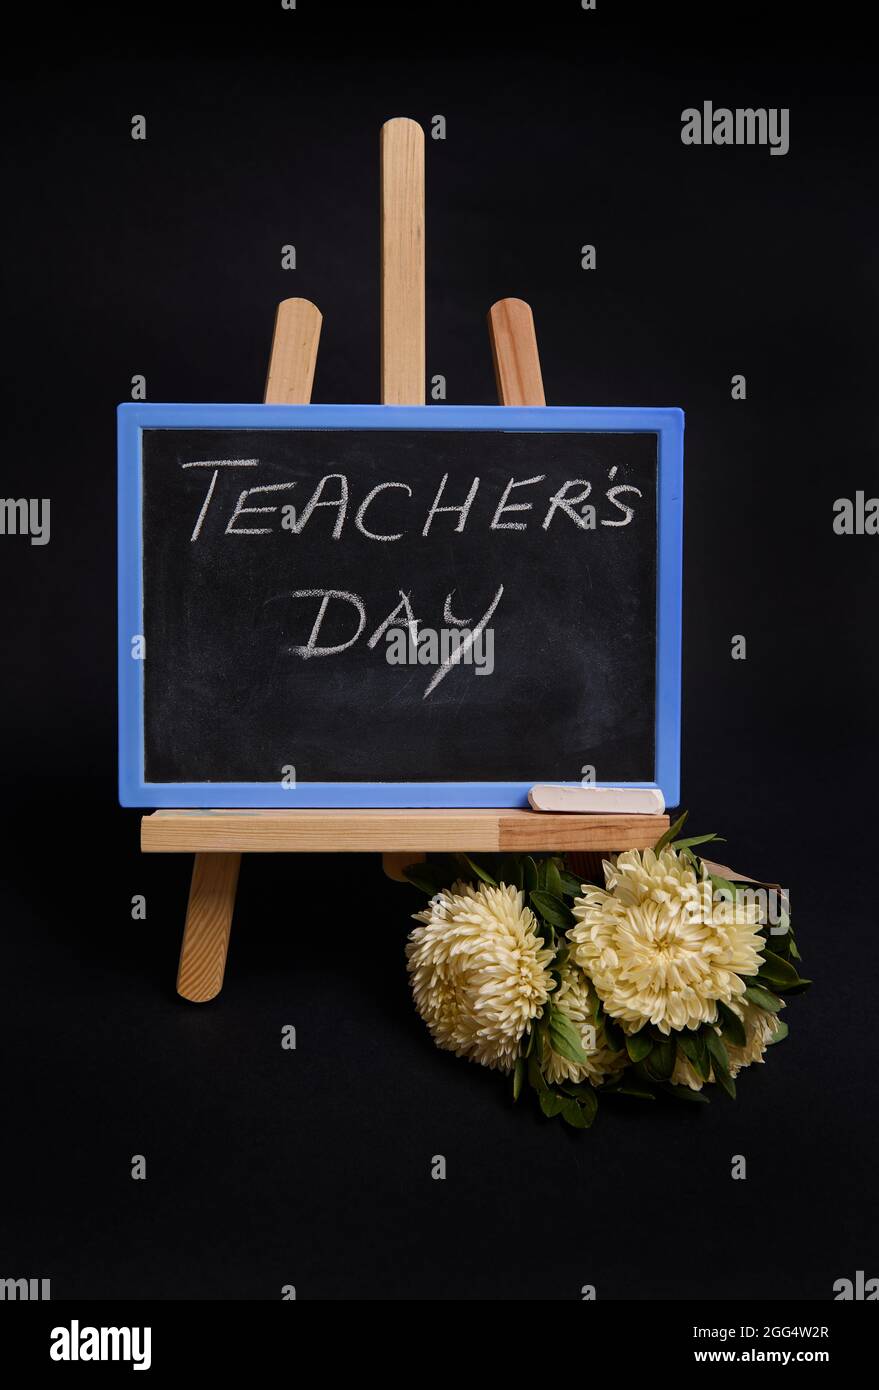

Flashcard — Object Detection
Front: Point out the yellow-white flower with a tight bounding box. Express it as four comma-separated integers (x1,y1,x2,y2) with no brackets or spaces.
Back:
725,1002,784,1076
541,964,627,1086
407,881,555,1072
671,1003,785,1090
567,847,765,1035
670,1050,706,1091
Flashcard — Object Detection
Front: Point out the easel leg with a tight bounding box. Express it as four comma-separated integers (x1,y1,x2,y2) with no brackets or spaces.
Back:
171,297,322,1001
380,119,426,884
490,297,607,884
382,852,419,882
177,853,241,1002
488,298,546,407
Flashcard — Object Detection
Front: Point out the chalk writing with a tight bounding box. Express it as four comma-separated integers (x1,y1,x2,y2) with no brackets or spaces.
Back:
186,463,643,541
182,459,645,695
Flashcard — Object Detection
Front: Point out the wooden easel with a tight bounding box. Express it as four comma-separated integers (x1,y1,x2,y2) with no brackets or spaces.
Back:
143,118,669,1002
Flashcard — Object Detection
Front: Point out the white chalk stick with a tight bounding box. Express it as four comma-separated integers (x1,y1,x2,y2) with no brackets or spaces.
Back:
528,786,666,815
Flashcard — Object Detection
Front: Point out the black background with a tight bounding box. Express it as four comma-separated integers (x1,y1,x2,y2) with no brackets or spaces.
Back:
141,426,657,784
1,0,877,1302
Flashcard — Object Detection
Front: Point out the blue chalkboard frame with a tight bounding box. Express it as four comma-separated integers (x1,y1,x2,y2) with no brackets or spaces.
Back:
118,402,683,808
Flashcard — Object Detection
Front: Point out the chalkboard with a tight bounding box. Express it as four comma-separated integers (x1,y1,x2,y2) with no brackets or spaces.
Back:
118,404,683,806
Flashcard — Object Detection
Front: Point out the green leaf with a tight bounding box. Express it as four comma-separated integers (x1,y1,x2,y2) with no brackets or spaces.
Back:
654,810,689,852
535,920,556,950
692,1037,712,1080
614,1082,656,1101
527,1051,547,1092
539,1089,565,1119
768,1020,789,1045
716,1000,747,1048
579,1085,599,1121
671,833,724,850
649,1036,676,1080
625,1031,653,1064
544,858,563,899
704,1029,731,1077
743,985,784,1013
529,890,575,930
458,853,497,887
523,857,539,892
512,1056,525,1102
789,937,801,962
559,1099,586,1128
547,1005,588,1065
562,1089,597,1128
777,977,812,995
602,1015,625,1052
497,855,523,890
713,1069,737,1100
757,949,801,990
663,1083,710,1103
766,929,791,958
710,874,737,902
552,944,570,974
678,1032,712,1080
558,869,586,897
403,863,445,895
559,1098,589,1129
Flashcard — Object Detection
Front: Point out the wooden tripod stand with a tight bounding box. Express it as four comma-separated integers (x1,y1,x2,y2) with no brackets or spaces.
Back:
141,118,668,1002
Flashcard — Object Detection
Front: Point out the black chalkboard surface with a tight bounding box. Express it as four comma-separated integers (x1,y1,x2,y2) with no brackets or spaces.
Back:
118,404,683,806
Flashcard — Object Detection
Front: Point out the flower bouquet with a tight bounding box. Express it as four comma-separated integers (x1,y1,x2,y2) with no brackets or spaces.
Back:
403,814,809,1129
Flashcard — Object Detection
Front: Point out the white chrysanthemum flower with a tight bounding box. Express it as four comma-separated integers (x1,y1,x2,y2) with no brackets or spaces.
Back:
670,1050,706,1091
671,1003,785,1090
541,963,627,1086
407,881,556,1072
725,1002,784,1076
567,848,765,1035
